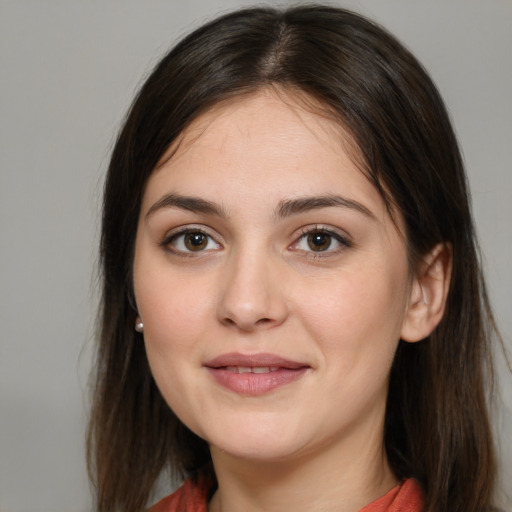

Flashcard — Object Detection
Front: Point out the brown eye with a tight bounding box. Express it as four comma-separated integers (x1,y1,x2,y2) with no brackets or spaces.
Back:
184,232,208,251
166,230,220,254
307,232,332,251
291,228,350,255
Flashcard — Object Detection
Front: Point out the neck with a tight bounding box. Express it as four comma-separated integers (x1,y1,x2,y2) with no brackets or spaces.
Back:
208,419,397,512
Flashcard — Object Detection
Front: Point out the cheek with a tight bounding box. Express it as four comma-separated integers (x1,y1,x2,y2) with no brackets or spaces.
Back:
135,272,215,429
298,266,405,334
132,241,215,380
137,273,215,353
294,268,405,418
292,260,409,371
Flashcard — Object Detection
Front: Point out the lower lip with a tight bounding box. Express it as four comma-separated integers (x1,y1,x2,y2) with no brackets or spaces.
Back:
206,367,308,395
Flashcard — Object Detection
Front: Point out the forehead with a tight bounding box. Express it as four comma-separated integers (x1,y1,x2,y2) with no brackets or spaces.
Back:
157,88,362,170
144,88,393,225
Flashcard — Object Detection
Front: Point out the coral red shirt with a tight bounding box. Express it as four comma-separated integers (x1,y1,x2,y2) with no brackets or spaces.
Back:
148,476,423,512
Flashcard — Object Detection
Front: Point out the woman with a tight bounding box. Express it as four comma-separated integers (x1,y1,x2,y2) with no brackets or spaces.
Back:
87,5,501,512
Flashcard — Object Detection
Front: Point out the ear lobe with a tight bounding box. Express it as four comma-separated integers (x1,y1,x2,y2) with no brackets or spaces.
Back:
400,243,452,343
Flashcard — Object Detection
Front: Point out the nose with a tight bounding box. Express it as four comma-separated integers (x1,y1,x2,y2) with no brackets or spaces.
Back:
216,249,289,332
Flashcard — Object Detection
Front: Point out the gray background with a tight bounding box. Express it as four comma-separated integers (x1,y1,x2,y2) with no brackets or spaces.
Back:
1,1,510,510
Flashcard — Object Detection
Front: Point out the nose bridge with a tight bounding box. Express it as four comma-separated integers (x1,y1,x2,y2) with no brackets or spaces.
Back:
217,240,288,331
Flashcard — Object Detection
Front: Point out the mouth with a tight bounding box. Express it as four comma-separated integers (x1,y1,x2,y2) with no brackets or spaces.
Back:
204,352,308,369
204,353,310,395
225,366,280,373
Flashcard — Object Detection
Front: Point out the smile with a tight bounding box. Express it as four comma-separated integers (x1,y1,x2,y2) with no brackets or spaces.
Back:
204,353,309,395
225,366,280,373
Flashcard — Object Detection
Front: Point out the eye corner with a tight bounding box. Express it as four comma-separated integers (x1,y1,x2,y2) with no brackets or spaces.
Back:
161,226,223,256
289,225,352,256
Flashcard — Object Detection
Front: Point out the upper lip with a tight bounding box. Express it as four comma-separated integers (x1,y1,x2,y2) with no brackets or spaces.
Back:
204,352,308,369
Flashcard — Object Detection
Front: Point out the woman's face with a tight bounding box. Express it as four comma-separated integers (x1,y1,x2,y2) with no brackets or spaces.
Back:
133,90,416,463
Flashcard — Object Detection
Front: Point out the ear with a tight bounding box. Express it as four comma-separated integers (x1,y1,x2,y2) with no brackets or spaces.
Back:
401,243,452,343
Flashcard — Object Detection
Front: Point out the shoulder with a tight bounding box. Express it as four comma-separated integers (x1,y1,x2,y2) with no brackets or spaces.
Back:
147,474,211,512
388,479,424,512
359,479,424,512
149,476,422,512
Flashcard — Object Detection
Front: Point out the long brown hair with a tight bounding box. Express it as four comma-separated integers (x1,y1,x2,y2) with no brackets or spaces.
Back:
87,5,500,511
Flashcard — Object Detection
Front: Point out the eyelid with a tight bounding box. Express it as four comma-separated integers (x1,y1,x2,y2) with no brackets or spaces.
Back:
161,224,223,255
159,223,351,257
289,225,352,255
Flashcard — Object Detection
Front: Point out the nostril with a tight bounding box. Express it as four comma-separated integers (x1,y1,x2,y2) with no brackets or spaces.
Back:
221,315,276,332
255,318,272,326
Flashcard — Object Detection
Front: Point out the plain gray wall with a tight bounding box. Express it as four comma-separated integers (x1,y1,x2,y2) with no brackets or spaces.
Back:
1,1,510,510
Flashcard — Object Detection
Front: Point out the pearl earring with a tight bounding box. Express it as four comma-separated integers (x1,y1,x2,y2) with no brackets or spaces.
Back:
135,320,144,333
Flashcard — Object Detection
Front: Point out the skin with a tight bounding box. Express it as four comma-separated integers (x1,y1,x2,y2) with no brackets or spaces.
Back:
133,89,450,512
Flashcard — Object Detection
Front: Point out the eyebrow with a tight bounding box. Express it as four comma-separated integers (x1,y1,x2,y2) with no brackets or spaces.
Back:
145,193,375,221
145,193,228,220
275,195,375,220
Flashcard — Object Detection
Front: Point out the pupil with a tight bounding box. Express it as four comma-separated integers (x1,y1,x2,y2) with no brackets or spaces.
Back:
185,233,207,250
308,233,330,251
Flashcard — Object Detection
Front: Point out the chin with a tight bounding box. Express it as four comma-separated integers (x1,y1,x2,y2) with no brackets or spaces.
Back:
203,419,314,464
212,438,301,463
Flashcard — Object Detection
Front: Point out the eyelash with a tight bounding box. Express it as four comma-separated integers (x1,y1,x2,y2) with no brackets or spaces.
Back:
291,225,352,258
161,225,352,258
162,227,221,256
